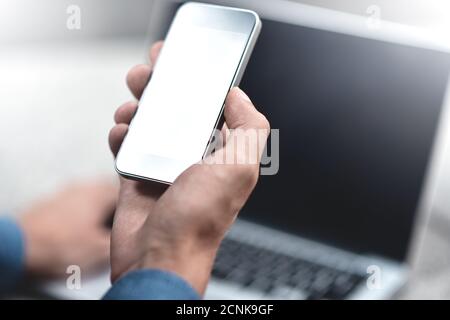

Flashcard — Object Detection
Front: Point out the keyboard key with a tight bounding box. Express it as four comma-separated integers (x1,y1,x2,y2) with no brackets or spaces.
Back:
327,273,364,298
267,285,307,300
246,278,274,293
213,238,363,300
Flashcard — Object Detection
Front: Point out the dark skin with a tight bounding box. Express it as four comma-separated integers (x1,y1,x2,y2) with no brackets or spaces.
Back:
108,42,270,295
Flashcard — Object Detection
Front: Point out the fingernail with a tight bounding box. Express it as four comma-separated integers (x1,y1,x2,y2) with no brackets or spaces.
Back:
236,88,252,103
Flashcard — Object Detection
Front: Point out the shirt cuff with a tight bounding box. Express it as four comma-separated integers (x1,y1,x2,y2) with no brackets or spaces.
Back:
103,269,201,300
0,217,25,295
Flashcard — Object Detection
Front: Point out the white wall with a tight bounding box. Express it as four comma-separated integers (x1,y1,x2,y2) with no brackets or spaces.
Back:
2,0,450,44
0,0,154,45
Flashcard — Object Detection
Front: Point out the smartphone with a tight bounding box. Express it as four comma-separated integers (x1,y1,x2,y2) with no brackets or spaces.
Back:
116,2,261,184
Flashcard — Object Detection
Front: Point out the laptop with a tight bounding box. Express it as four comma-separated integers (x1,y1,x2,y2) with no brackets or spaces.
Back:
43,0,450,299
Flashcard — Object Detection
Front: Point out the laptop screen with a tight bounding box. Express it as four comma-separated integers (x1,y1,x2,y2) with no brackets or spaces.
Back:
238,19,450,262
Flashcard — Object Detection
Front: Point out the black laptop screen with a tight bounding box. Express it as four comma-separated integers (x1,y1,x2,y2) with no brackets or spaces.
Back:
238,19,450,262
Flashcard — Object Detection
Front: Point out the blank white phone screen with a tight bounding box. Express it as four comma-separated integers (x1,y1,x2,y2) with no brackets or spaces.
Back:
124,10,251,166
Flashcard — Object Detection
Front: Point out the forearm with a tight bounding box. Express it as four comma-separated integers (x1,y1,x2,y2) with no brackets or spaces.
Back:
0,217,25,295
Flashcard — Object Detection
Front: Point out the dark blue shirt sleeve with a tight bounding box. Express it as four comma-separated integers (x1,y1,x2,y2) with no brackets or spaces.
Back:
0,216,200,300
103,269,200,300
0,217,25,295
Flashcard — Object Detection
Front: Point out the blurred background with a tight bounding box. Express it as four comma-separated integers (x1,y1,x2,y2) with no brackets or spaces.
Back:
1,0,450,299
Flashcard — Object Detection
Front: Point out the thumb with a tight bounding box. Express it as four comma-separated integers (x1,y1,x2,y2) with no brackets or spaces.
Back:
168,88,271,222
196,88,270,209
220,88,270,166
224,87,269,131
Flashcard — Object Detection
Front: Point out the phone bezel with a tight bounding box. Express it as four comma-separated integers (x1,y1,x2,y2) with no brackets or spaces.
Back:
115,2,262,185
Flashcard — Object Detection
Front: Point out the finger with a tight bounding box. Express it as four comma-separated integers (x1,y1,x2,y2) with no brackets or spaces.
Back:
221,122,229,142
114,101,138,125
127,64,152,100
203,88,270,208
168,89,271,219
223,87,270,131
126,42,164,99
109,124,129,157
149,41,164,64
217,87,270,166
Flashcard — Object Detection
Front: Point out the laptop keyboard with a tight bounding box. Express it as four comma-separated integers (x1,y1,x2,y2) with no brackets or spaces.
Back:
212,238,366,300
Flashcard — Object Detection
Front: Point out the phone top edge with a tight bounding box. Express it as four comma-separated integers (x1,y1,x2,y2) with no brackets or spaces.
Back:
181,1,261,21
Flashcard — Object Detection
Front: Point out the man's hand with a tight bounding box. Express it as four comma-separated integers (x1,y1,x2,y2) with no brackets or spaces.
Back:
108,42,270,295
19,181,116,278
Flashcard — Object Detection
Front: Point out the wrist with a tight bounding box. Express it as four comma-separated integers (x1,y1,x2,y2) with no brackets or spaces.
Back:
135,239,219,295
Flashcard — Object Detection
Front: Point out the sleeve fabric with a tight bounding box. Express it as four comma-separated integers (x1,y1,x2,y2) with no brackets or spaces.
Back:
0,217,25,295
103,269,200,300
0,216,201,300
